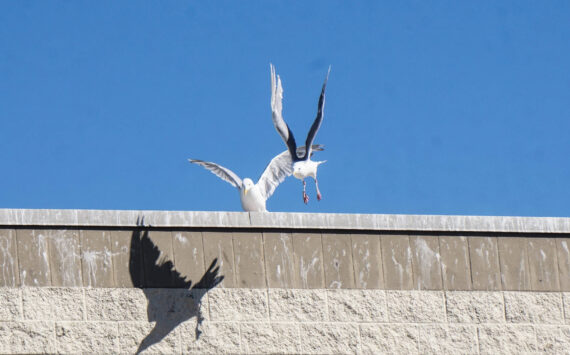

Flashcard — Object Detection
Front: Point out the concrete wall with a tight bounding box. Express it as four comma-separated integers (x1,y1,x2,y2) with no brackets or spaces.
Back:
0,209,569,354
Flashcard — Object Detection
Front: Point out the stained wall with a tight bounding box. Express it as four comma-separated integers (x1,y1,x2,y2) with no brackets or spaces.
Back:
0,209,569,354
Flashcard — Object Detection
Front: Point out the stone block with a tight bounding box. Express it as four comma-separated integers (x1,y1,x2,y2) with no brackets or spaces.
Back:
202,231,237,288
172,231,205,285
445,291,504,323
23,287,84,321
17,229,51,286
351,233,383,289
418,324,478,354
208,288,268,321
0,323,9,354
557,238,570,291
0,321,55,354
299,323,359,354
381,234,413,290
439,236,471,290
503,292,563,324
55,321,119,354
468,236,501,290
268,289,326,322
410,235,443,290
292,233,325,288
233,231,266,288
48,229,83,287
0,229,20,287
263,232,297,288
322,233,355,289
240,322,301,354
360,324,419,355
387,290,445,323
118,321,180,354
85,288,147,321
0,288,21,321
497,237,531,291
181,321,241,354
477,324,537,354
327,289,387,322
80,230,114,287
535,325,570,353
528,237,560,291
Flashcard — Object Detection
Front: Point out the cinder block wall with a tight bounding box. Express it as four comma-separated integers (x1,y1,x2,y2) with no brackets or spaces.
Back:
0,209,569,354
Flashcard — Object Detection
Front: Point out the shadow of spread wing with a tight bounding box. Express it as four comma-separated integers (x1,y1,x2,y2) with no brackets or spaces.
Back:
188,159,243,189
130,218,225,354
257,144,324,200
193,258,225,290
140,230,192,288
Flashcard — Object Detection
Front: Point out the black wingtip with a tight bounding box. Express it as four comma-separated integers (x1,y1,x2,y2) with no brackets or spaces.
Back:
319,68,329,105
320,66,331,96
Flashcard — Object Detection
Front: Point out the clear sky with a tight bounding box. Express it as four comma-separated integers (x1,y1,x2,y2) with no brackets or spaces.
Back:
1,1,569,216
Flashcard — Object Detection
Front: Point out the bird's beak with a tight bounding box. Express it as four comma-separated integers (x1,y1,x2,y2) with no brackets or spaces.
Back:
244,188,249,196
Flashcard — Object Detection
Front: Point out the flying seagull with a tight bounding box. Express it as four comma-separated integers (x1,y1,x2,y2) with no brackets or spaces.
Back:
189,145,323,211
270,64,330,204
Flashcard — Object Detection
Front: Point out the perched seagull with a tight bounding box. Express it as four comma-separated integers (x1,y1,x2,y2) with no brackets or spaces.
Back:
189,145,323,212
270,64,330,204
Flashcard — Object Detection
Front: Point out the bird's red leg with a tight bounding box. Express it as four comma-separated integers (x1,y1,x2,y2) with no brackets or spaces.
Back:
303,180,309,204
315,178,322,201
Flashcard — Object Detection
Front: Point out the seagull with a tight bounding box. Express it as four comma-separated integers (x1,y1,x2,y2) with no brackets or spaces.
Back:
188,145,323,212
270,64,330,204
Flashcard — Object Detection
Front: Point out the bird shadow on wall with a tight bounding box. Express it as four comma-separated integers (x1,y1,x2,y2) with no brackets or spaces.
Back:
129,218,224,354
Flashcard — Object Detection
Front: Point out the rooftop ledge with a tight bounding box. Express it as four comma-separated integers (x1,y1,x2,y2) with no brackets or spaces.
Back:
0,208,569,234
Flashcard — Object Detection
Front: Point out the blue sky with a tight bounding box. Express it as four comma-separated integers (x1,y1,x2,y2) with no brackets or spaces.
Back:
1,1,569,216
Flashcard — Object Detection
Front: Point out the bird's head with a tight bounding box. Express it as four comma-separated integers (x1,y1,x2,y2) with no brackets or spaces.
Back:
293,162,306,179
293,164,303,179
242,178,255,195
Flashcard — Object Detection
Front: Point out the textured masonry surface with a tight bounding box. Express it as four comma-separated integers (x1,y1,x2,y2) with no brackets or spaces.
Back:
1,209,570,354
1,288,569,354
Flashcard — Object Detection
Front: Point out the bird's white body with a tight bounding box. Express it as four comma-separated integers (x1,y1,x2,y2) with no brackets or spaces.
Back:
292,160,325,180
239,178,267,212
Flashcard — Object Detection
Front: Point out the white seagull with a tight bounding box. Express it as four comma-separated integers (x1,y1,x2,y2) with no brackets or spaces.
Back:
189,145,323,212
270,64,330,204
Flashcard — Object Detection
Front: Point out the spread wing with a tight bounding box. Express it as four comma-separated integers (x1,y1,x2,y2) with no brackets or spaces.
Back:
270,64,299,161
188,159,243,189
303,66,330,160
257,144,324,200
